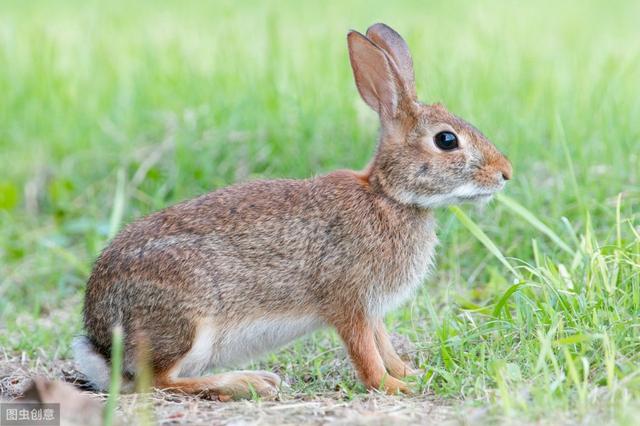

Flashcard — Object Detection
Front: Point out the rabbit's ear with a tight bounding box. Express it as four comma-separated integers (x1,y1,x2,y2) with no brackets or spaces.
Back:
366,23,416,100
347,30,403,119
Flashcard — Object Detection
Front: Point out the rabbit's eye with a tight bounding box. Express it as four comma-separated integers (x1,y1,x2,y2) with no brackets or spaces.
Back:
434,131,459,151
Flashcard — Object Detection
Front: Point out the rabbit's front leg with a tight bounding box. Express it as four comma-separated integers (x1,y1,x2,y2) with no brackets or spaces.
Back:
374,320,421,379
334,313,410,395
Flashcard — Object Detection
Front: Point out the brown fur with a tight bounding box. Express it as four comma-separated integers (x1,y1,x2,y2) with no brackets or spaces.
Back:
374,320,417,379
76,23,512,398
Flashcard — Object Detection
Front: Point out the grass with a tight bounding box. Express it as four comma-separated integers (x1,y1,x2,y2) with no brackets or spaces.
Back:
104,326,123,426
1,0,639,423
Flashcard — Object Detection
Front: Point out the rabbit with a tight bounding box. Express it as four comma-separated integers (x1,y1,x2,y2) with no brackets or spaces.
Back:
73,23,512,400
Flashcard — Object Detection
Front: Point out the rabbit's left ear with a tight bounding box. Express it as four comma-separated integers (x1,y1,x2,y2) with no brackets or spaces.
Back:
347,30,404,120
366,23,416,100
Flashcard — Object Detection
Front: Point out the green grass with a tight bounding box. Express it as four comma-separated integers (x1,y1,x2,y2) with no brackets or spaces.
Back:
1,0,639,423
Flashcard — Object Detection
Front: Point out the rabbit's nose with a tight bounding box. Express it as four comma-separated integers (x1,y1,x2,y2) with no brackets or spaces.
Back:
497,156,512,181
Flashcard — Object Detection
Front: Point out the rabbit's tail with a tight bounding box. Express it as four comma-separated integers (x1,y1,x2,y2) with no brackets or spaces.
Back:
72,336,113,391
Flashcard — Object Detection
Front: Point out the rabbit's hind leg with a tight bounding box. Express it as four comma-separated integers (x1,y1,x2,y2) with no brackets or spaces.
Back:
152,319,282,400
155,370,281,401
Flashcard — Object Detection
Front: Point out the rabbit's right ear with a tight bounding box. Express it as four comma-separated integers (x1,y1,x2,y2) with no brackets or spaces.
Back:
347,30,404,120
365,23,416,100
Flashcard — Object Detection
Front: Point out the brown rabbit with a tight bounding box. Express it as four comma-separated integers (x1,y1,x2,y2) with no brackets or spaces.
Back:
73,23,512,400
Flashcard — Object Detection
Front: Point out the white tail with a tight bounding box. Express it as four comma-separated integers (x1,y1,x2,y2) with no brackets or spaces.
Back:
71,336,111,391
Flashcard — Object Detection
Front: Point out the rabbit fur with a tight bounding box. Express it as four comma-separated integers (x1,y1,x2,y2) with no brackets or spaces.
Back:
74,23,512,399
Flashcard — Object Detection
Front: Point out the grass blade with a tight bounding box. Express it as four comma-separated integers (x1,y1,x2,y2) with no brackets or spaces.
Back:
616,193,622,248
492,282,526,318
449,205,521,279
104,326,124,426
555,113,585,212
496,193,575,255
108,169,127,239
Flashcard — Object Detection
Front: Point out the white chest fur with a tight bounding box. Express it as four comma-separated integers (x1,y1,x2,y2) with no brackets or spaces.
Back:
366,220,438,317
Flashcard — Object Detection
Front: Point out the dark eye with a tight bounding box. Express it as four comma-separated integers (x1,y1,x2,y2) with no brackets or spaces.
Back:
434,131,459,151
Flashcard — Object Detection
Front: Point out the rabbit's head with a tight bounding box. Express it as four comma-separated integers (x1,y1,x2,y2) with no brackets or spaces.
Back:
349,24,512,208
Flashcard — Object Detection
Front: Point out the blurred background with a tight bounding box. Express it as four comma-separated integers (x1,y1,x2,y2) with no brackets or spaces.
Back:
1,0,639,419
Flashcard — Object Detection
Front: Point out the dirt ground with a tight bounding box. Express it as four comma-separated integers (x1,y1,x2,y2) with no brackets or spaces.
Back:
0,355,467,425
